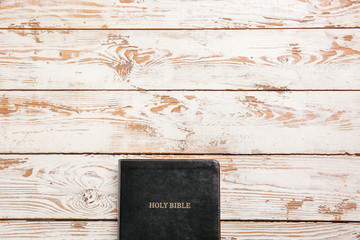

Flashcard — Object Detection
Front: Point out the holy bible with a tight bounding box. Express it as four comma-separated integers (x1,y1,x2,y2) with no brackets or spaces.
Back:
118,159,220,240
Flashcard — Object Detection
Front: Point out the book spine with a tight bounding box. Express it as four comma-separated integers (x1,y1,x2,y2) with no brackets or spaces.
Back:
118,160,121,240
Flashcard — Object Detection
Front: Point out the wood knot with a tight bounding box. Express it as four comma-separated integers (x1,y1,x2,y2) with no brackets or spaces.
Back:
72,221,87,229
177,140,187,151
81,189,98,205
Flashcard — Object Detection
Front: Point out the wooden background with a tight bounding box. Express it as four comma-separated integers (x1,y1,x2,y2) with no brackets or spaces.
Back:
0,0,360,239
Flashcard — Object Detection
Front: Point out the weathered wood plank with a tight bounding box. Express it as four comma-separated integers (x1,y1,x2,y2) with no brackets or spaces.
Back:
1,221,360,239
0,221,117,240
221,221,360,239
0,155,359,221
1,30,360,90
1,0,359,29
0,91,359,154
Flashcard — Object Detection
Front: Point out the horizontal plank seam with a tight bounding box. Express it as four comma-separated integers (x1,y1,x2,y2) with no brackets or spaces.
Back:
221,219,360,223
2,219,360,224
2,27,360,31
1,89,360,92
0,219,116,222
0,153,358,156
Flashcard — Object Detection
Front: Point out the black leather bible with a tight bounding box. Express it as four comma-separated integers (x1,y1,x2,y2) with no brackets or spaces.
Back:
118,159,220,240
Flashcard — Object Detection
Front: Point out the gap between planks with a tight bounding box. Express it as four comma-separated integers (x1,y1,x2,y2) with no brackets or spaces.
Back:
2,219,360,224
2,28,360,31
1,89,360,92
2,221,360,239
0,153,358,156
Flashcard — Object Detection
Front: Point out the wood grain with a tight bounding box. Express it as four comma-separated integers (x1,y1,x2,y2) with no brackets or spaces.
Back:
1,30,360,90
2,221,360,240
221,221,360,240
0,91,359,154
1,221,360,240
1,155,359,221
1,0,359,29
0,221,117,240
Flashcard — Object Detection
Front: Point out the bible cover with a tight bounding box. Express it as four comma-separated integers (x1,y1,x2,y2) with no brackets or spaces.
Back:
118,159,220,240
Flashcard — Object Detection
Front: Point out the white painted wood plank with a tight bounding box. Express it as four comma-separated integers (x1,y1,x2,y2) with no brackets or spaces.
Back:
1,30,360,89
0,221,117,240
1,0,359,29
0,155,359,221
221,221,360,240
1,221,360,239
0,91,359,154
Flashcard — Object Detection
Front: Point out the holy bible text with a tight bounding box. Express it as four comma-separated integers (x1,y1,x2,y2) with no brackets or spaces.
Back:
149,202,191,209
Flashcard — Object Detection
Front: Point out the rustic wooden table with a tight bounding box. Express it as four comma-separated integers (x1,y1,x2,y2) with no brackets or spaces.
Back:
0,0,360,239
